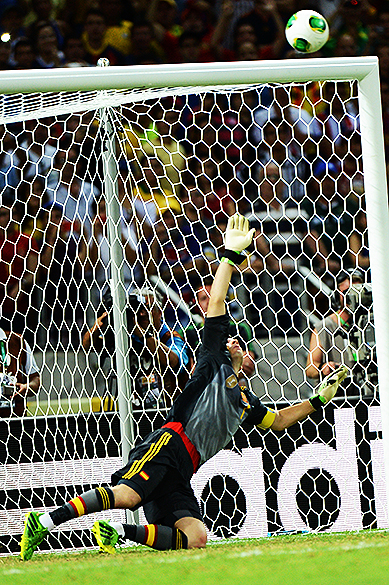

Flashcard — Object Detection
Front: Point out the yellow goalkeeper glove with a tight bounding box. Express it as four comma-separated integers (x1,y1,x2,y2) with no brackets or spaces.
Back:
222,214,255,265
309,365,349,409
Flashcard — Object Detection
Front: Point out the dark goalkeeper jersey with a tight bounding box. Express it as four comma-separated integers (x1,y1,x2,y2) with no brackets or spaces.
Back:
164,313,271,467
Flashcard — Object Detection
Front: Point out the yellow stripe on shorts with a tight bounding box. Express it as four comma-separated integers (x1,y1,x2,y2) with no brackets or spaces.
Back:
122,432,172,481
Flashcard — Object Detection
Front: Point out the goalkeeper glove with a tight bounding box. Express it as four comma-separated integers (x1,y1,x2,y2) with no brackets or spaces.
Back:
309,365,349,410
222,214,255,266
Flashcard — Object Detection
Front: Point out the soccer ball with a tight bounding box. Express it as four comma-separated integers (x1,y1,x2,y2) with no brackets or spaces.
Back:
285,10,329,54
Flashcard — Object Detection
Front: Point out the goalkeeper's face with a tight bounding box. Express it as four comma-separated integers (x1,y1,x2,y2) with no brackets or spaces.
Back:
227,337,244,373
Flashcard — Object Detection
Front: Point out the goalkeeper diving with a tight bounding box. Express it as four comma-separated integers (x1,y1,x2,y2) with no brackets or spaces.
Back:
20,214,348,558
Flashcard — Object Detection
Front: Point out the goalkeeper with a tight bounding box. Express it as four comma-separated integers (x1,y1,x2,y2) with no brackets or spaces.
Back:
20,214,348,559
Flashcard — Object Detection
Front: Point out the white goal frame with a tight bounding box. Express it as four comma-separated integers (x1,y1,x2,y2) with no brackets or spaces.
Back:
1,55,389,519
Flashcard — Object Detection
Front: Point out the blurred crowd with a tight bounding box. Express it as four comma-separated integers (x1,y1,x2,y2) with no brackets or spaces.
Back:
0,0,386,355
0,0,387,72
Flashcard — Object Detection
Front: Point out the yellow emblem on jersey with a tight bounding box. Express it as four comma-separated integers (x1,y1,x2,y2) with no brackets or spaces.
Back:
226,374,238,389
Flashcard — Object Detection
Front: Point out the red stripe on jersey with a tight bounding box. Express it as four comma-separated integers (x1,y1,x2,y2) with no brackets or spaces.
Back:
162,422,200,472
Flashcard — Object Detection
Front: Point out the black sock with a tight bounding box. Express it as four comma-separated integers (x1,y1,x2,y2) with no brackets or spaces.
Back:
50,487,115,526
123,524,188,550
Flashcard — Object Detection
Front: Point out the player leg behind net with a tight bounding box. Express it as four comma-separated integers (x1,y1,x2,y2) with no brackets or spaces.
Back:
20,214,348,560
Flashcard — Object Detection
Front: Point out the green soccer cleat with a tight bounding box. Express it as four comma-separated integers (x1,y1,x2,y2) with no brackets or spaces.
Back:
19,511,49,561
92,520,120,554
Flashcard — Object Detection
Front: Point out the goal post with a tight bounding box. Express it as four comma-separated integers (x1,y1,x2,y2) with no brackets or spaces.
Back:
0,56,389,552
357,61,389,519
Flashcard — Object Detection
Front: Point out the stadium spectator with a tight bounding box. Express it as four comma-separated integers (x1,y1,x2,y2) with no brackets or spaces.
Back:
147,0,181,62
19,213,348,559
180,180,212,232
338,151,364,204
46,147,100,237
323,0,376,57
11,37,36,69
233,21,259,56
86,195,139,308
347,206,370,277
0,36,12,69
317,81,360,163
98,0,132,56
177,30,203,62
0,325,40,417
0,3,26,42
123,104,187,198
0,125,20,197
24,0,68,49
124,155,181,228
178,0,241,62
188,156,236,224
14,118,57,183
333,32,358,57
234,0,286,57
81,9,127,66
63,34,89,66
126,19,165,64
365,8,389,55
145,106,187,197
303,160,358,276
305,269,365,380
30,21,66,68
20,176,49,243
37,201,87,348
82,283,190,432
251,119,308,204
244,160,311,334
148,206,208,327
0,202,39,335
258,84,323,151
217,92,258,204
179,0,215,46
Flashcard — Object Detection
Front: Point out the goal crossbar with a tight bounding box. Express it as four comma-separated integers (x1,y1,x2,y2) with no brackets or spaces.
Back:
0,56,379,94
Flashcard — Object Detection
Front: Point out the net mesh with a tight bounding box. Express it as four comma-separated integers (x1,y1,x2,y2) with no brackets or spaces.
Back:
0,77,381,555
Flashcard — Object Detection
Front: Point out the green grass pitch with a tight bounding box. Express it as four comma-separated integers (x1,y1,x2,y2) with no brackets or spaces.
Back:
1,531,389,585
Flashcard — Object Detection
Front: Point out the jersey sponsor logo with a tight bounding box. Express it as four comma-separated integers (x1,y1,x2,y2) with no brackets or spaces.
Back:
225,374,238,389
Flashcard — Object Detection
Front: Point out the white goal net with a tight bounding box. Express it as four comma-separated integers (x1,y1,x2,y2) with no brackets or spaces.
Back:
0,57,389,555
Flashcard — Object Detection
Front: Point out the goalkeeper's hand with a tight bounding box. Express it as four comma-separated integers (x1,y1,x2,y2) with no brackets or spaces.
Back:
225,214,255,253
317,365,349,404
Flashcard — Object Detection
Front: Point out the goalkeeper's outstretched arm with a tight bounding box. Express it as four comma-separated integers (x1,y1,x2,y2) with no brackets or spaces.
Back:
207,214,255,318
262,365,349,431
